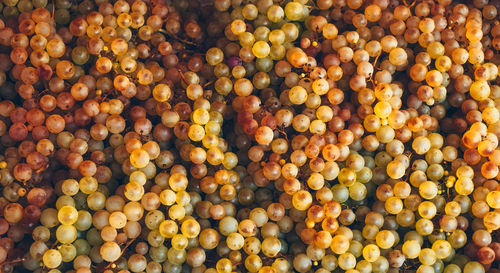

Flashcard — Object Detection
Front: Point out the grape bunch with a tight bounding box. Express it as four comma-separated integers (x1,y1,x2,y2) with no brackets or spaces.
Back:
0,0,497,273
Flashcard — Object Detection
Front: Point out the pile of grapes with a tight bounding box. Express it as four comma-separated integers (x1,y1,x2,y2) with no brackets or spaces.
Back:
0,0,498,272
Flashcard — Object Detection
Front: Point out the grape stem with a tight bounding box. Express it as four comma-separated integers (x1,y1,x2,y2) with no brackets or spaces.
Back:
178,69,189,85
157,29,201,48
51,0,55,18
277,125,288,141
369,53,381,87
0,257,25,266
403,0,418,7
203,80,214,88
120,238,136,256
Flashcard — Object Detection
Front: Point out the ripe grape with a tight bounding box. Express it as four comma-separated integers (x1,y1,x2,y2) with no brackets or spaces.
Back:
0,1,497,272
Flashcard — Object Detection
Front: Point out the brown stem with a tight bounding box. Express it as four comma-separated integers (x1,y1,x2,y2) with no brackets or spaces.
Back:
370,53,381,87
203,80,214,88
0,258,25,266
157,29,201,48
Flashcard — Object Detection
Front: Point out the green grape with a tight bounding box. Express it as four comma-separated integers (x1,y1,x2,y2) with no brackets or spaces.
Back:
73,239,91,256
56,225,77,244
59,244,77,262
284,2,304,21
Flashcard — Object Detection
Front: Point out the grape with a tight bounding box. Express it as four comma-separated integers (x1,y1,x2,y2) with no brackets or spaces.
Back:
402,240,421,259
57,206,78,225
0,1,498,272
100,241,121,262
42,249,62,269
284,2,304,21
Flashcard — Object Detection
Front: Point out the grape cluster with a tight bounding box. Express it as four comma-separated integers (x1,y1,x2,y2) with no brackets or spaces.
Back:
0,0,497,273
